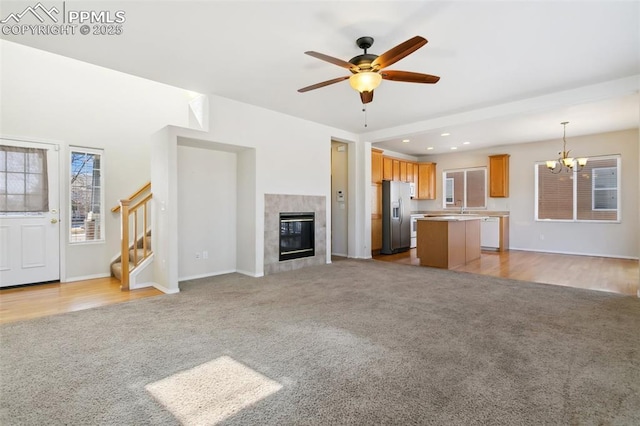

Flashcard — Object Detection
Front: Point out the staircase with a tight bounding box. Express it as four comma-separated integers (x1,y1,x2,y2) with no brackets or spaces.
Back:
111,182,153,291
110,232,152,281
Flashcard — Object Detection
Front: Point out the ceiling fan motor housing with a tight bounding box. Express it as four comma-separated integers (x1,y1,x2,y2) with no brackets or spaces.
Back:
350,36,378,72
349,53,378,72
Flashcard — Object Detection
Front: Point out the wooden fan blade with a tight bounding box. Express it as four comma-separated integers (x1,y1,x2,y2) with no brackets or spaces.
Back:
298,76,350,93
305,51,359,71
360,91,374,104
381,70,440,84
371,36,427,70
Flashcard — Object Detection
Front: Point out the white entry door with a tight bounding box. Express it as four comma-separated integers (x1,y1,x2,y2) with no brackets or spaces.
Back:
0,139,60,287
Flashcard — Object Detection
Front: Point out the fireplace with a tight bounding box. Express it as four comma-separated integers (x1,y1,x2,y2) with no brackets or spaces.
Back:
279,212,315,261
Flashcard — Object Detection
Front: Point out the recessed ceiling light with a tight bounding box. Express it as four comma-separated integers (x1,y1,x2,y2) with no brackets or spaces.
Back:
450,147,458,150
441,132,450,137
427,147,434,150
402,139,410,143
463,141,471,145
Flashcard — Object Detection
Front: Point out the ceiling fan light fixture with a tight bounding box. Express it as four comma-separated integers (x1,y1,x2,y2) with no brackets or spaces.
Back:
349,72,382,93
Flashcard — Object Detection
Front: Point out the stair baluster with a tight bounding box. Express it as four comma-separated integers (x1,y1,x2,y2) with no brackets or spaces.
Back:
120,199,131,291
113,182,152,291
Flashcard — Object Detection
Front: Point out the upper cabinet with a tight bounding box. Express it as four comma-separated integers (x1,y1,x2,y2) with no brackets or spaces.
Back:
392,159,401,181
375,151,435,199
489,154,510,198
417,162,436,200
406,163,414,183
371,149,383,184
382,157,393,181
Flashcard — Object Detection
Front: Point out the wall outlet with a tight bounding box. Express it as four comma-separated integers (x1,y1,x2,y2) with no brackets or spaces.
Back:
202,250,209,259
195,252,201,259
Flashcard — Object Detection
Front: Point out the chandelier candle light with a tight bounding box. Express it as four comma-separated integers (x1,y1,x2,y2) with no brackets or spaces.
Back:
546,121,588,174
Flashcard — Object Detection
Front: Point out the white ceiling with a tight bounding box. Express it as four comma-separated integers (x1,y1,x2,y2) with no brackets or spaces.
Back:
2,1,639,155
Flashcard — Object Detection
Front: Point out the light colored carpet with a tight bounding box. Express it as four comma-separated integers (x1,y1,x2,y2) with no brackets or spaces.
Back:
1,259,639,425
145,356,282,425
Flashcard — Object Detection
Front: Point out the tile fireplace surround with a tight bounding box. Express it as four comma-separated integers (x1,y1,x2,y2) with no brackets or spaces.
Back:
264,194,326,275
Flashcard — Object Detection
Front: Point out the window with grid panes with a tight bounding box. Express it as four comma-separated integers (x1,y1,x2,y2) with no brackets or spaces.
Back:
535,155,620,222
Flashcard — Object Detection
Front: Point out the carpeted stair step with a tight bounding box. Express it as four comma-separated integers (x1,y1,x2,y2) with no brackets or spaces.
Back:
137,236,151,250
111,261,134,281
111,235,152,281
129,248,152,263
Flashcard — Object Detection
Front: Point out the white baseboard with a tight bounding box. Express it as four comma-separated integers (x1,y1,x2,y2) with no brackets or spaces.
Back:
129,281,156,290
236,269,264,278
63,273,111,283
331,252,348,257
509,246,639,260
153,283,180,294
179,269,236,282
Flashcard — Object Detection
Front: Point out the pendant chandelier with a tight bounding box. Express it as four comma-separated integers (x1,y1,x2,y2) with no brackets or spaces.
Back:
546,121,588,174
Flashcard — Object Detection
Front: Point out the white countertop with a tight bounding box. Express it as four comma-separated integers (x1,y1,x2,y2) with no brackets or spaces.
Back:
413,211,510,217
418,215,488,222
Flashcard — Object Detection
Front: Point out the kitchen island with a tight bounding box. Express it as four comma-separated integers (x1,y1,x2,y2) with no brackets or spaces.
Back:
416,216,484,269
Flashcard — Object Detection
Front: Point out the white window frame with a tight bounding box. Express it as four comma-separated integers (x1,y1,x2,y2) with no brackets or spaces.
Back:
592,166,617,211
69,146,105,244
445,178,454,204
442,167,487,209
534,155,620,223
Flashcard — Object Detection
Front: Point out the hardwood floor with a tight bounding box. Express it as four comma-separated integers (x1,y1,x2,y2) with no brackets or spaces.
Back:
374,249,639,296
2,251,637,325
0,277,163,325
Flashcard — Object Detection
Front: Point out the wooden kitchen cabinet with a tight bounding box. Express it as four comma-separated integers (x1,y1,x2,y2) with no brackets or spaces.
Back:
392,160,400,181
372,148,383,183
372,150,385,253
499,216,509,252
416,162,436,199
417,218,481,269
489,154,510,197
406,163,414,182
371,182,383,253
382,157,393,181
400,161,407,182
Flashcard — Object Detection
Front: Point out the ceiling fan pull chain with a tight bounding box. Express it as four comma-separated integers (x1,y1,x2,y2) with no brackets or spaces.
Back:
363,104,368,127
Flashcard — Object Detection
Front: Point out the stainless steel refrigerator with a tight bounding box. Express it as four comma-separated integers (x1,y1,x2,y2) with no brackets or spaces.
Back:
381,180,412,254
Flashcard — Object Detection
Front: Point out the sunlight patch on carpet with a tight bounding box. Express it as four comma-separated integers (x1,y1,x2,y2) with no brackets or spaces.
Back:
145,356,282,425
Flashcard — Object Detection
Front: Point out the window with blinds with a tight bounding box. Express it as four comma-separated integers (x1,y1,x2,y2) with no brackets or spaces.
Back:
0,145,49,213
70,148,104,243
536,155,620,222
442,167,487,209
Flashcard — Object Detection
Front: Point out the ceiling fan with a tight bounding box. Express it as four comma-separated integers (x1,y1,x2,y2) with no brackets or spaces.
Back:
298,35,440,104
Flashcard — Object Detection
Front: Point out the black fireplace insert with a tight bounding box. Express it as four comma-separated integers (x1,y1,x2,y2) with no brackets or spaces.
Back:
279,212,315,261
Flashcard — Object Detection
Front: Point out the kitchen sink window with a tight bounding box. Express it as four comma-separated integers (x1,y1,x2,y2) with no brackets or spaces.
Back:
442,167,487,210
535,155,620,222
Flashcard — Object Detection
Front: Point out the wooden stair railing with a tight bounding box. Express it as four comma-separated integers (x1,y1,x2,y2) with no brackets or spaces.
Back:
113,182,152,291
112,182,151,213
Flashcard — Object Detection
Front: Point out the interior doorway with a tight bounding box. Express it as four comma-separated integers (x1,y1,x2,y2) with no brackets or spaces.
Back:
330,140,348,257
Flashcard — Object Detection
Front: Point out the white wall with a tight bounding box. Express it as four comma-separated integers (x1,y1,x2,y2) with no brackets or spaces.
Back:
152,96,360,289
177,144,237,280
236,148,257,276
415,129,639,259
0,40,193,281
331,141,349,256
206,96,358,274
